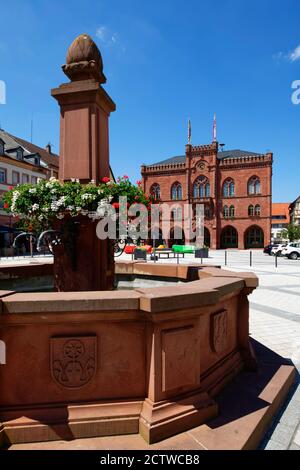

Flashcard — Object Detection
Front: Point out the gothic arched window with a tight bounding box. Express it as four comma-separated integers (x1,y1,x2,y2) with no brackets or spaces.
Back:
193,176,210,198
150,183,161,201
171,182,182,200
248,205,254,216
255,204,261,217
248,176,261,195
223,178,235,197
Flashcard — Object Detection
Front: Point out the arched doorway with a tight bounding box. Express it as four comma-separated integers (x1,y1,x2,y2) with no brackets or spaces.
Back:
244,226,264,249
169,226,185,247
204,227,211,247
220,226,238,249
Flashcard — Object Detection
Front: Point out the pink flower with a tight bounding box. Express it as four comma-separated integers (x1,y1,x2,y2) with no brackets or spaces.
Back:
102,177,110,183
112,202,120,209
123,175,129,180
136,180,142,186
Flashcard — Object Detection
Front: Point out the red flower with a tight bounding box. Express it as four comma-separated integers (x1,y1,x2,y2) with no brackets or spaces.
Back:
136,180,142,186
102,177,110,183
8,186,13,190
112,202,120,209
134,195,139,201
123,175,129,179
3,202,9,209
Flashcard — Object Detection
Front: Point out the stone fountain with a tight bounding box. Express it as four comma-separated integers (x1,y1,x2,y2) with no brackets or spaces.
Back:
0,34,295,449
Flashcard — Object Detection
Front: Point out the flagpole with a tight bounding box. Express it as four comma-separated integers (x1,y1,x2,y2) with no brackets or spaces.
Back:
188,119,191,144
213,113,217,142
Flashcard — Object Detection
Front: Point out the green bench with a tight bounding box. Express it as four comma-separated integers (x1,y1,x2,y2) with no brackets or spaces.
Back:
172,245,195,254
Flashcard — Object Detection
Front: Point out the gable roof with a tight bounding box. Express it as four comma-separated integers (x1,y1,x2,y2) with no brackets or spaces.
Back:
147,155,185,166
146,149,263,167
0,129,59,169
5,131,59,168
272,203,290,224
217,149,262,160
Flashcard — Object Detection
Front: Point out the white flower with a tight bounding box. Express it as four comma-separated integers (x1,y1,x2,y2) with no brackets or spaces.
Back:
11,190,20,212
29,188,37,194
90,179,95,185
81,193,95,202
71,178,76,182
76,179,80,183
67,205,74,211
57,196,66,207
32,203,39,211
51,202,59,212
49,177,57,183
76,206,82,212
37,178,43,183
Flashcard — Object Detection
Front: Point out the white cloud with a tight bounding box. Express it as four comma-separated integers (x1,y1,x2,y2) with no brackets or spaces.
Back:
289,44,300,62
96,26,107,42
96,26,119,47
274,44,300,63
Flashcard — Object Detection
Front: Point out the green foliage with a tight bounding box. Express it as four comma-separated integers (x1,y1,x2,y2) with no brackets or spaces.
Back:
280,224,300,242
2,176,154,229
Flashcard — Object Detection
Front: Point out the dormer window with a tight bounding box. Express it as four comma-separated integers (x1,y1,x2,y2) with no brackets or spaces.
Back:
34,154,41,166
16,148,24,160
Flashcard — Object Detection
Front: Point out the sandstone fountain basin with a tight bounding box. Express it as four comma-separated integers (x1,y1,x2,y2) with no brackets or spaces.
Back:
0,261,264,447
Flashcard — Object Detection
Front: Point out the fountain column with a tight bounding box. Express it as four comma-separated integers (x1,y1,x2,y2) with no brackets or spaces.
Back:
51,34,116,291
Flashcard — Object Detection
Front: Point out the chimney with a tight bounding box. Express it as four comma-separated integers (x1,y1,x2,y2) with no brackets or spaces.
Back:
46,143,51,154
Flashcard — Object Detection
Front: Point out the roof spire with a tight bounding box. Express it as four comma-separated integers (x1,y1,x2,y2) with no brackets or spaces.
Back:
187,119,191,144
213,113,217,142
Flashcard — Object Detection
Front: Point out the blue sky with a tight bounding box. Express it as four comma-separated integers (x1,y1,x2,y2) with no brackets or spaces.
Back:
0,0,299,202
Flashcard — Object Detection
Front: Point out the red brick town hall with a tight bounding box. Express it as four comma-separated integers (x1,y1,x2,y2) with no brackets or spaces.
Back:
141,138,272,250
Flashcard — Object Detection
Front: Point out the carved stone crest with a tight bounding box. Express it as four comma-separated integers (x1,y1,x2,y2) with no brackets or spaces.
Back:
197,161,206,171
211,310,228,353
50,336,97,388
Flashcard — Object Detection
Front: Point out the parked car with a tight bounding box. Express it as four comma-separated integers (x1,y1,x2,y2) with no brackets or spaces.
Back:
270,244,287,257
263,244,278,255
281,242,300,260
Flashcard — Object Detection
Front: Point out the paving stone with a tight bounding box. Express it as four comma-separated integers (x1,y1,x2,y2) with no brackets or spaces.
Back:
294,429,300,446
267,421,295,447
289,442,300,450
279,410,300,429
264,440,287,450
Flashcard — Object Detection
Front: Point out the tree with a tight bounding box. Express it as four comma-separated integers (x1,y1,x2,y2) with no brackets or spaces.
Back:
280,224,300,242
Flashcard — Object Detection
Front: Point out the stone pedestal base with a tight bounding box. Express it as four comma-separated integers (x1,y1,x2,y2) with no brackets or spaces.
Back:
1,400,143,445
139,390,218,444
53,216,115,291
